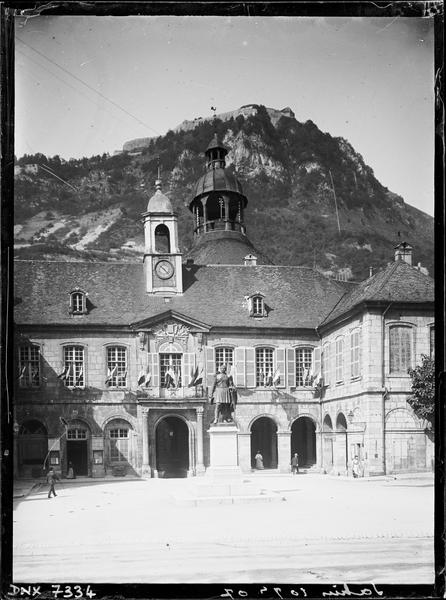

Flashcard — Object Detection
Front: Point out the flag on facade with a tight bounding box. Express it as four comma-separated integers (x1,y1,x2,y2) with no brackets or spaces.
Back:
59,416,69,428
137,368,146,386
144,368,152,387
75,367,83,387
57,365,69,379
266,370,273,386
188,365,199,387
194,366,203,386
18,365,27,380
117,370,127,384
105,365,117,385
165,365,176,388
273,368,281,385
65,363,74,381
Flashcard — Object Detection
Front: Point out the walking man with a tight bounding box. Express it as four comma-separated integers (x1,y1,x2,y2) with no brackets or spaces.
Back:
47,467,59,498
291,452,299,475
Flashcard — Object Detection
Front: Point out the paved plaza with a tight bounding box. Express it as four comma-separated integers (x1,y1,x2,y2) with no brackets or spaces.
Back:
13,472,434,584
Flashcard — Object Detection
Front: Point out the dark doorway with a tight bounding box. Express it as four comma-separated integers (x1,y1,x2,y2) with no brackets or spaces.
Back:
66,440,88,476
336,413,348,471
291,417,316,468
251,417,278,469
156,416,189,478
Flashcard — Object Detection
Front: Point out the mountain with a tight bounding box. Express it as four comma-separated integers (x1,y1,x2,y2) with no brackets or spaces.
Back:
14,104,433,280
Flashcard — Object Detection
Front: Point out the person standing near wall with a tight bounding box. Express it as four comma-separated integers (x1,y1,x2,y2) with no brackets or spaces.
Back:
291,452,299,475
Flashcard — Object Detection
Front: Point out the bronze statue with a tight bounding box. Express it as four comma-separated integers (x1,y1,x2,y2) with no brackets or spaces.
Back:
210,365,237,423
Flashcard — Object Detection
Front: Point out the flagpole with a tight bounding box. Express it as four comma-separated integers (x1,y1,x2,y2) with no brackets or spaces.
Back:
42,425,68,472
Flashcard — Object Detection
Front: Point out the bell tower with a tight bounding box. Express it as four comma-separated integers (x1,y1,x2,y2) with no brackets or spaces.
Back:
142,178,183,295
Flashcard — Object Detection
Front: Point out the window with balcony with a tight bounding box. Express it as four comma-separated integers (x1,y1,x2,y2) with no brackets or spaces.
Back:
106,346,127,388
255,347,274,387
63,345,85,387
295,347,313,387
160,352,182,388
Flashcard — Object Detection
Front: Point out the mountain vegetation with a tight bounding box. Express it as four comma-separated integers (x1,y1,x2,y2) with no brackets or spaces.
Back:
14,104,433,280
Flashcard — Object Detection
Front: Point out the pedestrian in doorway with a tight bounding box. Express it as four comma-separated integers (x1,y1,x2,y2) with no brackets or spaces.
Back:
352,455,360,478
66,461,75,479
291,452,299,475
255,451,264,470
47,467,59,498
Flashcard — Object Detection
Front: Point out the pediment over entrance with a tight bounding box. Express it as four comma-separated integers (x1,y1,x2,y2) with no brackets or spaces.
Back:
130,310,211,333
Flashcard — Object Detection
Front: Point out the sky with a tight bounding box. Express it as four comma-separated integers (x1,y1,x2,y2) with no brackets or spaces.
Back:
15,15,435,216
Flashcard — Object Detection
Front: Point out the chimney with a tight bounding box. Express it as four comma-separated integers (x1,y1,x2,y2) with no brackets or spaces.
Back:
369,266,373,278
394,241,413,266
244,254,257,266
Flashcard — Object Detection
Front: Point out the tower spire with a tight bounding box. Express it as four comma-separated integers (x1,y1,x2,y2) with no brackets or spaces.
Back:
155,155,161,191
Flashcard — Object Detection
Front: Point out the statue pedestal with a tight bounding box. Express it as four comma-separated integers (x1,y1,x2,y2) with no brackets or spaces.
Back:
206,423,242,478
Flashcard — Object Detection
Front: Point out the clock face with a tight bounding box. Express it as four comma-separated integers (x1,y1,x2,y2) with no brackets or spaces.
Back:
155,260,174,280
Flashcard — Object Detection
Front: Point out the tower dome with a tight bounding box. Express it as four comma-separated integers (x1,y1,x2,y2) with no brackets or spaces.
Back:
186,134,272,265
147,179,173,213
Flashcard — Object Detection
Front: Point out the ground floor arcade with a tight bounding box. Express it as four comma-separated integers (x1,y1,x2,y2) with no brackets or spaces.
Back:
15,397,433,480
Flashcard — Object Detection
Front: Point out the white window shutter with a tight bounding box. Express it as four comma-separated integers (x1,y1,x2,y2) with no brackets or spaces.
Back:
287,348,295,388
183,352,195,387
275,347,286,388
205,346,215,388
245,347,256,388
147,353,159,387
234,347,246,387
313,346,321,382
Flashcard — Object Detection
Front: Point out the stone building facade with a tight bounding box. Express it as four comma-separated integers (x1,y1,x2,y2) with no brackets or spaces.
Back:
13,137,434,479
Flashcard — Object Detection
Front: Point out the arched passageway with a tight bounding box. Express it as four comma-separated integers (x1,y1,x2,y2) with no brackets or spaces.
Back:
291,417,316,468
156,416,189,478
323,414,334,470
250,417,278,469
335,413,348,472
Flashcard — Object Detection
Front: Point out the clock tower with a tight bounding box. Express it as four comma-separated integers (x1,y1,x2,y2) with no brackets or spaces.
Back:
142,178,183,295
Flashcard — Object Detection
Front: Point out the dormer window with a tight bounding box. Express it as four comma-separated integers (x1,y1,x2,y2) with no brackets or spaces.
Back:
247,292,266,317
69,288,88,315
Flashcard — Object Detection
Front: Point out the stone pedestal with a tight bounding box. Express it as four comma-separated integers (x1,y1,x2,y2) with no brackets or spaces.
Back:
206,423,242,477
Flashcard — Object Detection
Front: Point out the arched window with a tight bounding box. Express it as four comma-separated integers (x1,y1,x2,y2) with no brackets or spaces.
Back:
295,347,313,387
69,289,87,314
63,345,85,387
252,295,264,316
18,345,41,387
255,347,274,387
155,224,170,253
389,325,413,374
106,346,127,388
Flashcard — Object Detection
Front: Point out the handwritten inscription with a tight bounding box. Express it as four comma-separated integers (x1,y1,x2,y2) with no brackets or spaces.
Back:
8,584,96,598
221,584,383,599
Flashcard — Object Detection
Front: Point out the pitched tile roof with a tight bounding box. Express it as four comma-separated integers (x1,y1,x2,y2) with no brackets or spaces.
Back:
186,230,273,265
14,260,346,330
320,260,435,326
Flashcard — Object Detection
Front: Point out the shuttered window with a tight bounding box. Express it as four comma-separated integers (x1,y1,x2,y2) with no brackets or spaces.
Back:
215,347,234,372
430,326,435,359
350,330,360,378
323,343,330,386
255,347,274,387
335,337,344,382
296,348,313,387
390,326,412,373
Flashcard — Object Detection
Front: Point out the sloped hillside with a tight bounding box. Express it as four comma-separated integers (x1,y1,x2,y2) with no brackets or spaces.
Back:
14,104,433,279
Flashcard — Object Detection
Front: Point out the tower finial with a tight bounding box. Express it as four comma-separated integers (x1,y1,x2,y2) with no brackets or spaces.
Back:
155,155,161,191
211,106,217,122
